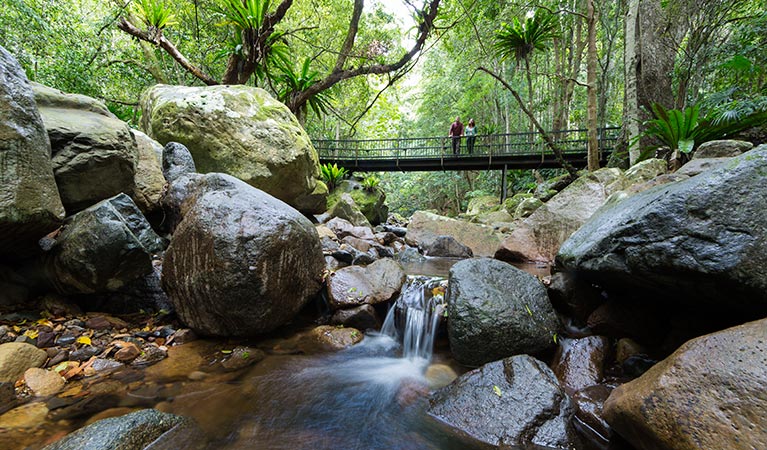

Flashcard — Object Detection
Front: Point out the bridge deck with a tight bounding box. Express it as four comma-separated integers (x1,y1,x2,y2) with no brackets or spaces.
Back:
314,127,619,171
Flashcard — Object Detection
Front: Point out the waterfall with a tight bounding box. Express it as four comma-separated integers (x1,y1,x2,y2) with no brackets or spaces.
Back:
379,276,446,362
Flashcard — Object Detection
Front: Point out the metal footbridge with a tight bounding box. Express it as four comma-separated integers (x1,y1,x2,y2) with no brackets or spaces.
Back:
314,127,620,172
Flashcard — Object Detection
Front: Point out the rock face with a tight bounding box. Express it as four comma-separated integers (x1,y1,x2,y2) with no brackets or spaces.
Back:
130,130,166,214
44,194,165,294
407,211,502,257
428,355,576,449
446,258,559,366
327,193,372,228
421,235,473,258
694,139,752,159
162,173,325,336
552,336,609,395
496,168,627,262
0,342,47,383
33,83,138,213
327,179,388,225
603,318,767,450
42,409,194,450
326,259,406,310
558,147,767,312
141,84,325,213
0,47,65,259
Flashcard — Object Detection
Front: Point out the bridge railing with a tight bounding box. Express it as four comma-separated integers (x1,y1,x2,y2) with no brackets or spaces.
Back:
313,127,621,161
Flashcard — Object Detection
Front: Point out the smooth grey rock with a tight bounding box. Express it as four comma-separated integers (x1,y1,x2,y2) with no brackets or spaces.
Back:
558,146,767,313
162,173,324,336
130,130,166,214
676,157,730,176
33,83,138,213
428,355,576,449
407,211,502,257
330,304,381,330
45,194,165,294
161,142,196,184
693,139,752,159
0,47,65,259
326,258,406,310
42,409,198,450
421,235,473,258
447,258,560,366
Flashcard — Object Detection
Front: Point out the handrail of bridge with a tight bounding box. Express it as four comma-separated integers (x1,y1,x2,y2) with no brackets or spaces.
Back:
313,126,621,161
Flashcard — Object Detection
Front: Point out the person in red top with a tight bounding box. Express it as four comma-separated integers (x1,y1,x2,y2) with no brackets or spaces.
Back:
449,116,464,155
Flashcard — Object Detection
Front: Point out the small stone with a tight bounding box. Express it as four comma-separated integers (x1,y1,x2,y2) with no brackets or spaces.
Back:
0,402,49,428
114,343,141,362
86,358,122,376
131,345,167,367
220,346,265,371
170,329,197,345
70,346,100,362
23,368,65,397
46,350,69,368
0,325,8,338
0,342,48,383
63,319,85,328
35,332,57,349
55,334,77,346
85,316,112,330
14,335,36,345
425,364,458,389
187,371,207,381
615,338,647,365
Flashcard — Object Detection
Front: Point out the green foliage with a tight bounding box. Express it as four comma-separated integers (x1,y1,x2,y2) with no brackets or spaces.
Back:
276,58,333,119
494,10,559,64
320,163,348,190
133,0,178,29
642,102,767,154
215,0,271,30
361,175,380,192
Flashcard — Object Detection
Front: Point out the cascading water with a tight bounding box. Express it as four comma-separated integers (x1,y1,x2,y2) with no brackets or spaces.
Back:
379,276,446,362
199,275,484,450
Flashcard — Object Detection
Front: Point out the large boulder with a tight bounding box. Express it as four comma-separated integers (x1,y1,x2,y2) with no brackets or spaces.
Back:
162,173,325,336
141,84,325,213
428,355,576,449
465,195,499,216
496,168,626,262
327,193,372,228
407,211,502,257
130,130,166,214
421,235,473,258
558,147,767,313
33,83,138,213
447,258,560,366
603,318,767,450
327,179,388,225
326,259,406,310
40,194,165,294
42,409,198,450
0,47,65,259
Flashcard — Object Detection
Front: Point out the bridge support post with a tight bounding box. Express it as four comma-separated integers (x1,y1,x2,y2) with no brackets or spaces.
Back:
501,164,508,203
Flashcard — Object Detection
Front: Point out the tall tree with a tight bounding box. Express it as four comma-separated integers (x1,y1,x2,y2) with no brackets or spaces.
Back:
117,0,442,117
586,0,599,170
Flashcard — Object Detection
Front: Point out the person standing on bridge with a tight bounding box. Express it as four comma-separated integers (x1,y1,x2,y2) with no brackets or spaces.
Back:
465,119,477,154
449,116,464,155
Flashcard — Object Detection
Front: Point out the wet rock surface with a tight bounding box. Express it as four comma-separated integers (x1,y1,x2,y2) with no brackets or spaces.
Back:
447,258,559,366
604,318,767,450
42,408,197,450
428,355,576,449
162,173,325,336
558,146,767,314
552,336,609,395
327,259,406,310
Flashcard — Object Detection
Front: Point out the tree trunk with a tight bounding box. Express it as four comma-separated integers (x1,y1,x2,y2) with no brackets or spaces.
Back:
623,0,641,164
587,0,599,171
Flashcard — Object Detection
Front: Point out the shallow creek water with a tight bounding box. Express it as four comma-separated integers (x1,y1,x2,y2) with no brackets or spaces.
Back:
10,258,552,450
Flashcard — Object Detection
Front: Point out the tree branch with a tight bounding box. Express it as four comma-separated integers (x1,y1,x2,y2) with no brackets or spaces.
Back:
478,66,578,177
334,0,364,72
117,17,219,85
289,0,441,112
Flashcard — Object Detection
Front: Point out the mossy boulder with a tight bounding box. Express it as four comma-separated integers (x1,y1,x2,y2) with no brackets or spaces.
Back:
465,195,499,216
503,193,533,215
141,84,325,213
326,180,387,225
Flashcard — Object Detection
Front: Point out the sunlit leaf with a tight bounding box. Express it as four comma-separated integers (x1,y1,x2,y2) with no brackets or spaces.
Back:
493,385,502,397
76,336,92,346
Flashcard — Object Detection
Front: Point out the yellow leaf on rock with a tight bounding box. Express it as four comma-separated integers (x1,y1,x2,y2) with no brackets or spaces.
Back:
76,336,92,346
23,329,39,339
493,385,503,397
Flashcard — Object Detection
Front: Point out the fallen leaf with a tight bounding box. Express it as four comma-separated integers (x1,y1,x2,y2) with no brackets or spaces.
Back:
493,385,502,397
76,336,92,346
23,329,39,339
